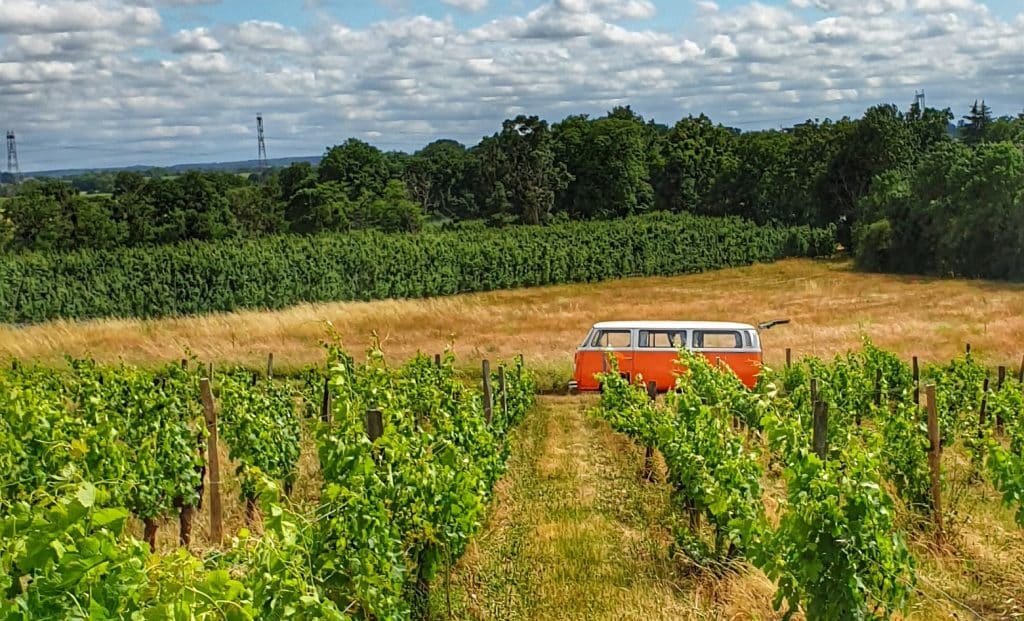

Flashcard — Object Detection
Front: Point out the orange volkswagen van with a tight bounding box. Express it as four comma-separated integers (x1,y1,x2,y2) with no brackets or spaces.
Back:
569,321,764,392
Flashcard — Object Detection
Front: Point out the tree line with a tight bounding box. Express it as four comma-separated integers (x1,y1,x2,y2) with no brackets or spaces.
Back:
0,100,1021,279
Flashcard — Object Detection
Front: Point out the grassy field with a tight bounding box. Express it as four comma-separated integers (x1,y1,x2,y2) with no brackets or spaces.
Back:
430,397,1024,620
3,258,1024,388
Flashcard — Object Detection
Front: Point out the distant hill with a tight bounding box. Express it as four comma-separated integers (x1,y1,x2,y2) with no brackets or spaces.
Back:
27,155,322,178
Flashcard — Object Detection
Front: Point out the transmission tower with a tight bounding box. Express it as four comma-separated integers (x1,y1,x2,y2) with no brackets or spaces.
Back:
5,130,21,182
256,114,267,169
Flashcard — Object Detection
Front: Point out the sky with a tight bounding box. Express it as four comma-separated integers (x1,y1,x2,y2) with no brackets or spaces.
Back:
1,0,1022,171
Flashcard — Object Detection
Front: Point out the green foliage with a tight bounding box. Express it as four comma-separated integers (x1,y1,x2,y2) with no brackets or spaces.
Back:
759,410,914,621
0,212,835,323
595,345,932,620
860,140,1024,279
0,360,204,520
217,372,302,501
1,347,536,619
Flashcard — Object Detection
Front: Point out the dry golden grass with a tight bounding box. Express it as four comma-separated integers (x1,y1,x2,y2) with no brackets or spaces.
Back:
433,396,786,621
5,259,1024,387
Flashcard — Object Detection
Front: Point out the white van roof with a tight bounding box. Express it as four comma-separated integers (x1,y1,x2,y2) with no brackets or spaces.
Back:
592,320,756,331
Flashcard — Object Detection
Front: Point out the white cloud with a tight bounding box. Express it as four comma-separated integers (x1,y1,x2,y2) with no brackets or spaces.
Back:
0,0,160,35
170,27,221,53
441,0,488,11
2,0,1022,170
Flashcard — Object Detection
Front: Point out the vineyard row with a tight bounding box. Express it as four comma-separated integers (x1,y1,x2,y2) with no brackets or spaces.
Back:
0,212,836,323
0,346,536,619
594,342,1024,620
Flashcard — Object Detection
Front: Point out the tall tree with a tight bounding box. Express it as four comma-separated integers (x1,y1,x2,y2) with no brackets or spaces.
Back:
553,109,655,219
960,100,993,145
472,116,571,225
318,139,390,201
652,114,738,214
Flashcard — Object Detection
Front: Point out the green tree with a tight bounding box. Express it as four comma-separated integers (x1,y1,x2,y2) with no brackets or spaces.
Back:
286,181,352,234
404,140,474,219
353,179,426,233
472,116,571,225
960,100,994,145
318,139,390,201
552,109,655,219
819,106,917,247
652,114,738,214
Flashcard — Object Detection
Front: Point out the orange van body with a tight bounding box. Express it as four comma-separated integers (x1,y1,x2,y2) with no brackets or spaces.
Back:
571,321,762,392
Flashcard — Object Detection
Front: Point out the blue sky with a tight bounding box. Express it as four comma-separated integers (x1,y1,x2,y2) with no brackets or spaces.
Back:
2,0,1022,170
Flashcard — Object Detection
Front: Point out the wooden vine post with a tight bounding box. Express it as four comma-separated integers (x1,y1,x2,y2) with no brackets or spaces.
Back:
200,378,223,546
912,356,920,406
320,376,332,423
266,353,274,380
364,409,384,442
498,365,509,421
996,367,1006,431
643,381,657,480
1018,354,1024,383
812,399,828,461
925,384,944,545
434,353,442,368
785,348,792,369
979,377,990,439
482,359,493,424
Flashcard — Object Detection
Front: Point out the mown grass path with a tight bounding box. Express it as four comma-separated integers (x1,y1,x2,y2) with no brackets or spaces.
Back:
429,395,773,620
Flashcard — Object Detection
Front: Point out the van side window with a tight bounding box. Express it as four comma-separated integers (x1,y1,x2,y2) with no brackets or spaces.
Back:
638,330,686,348
591,330,631,348
693,330,741,349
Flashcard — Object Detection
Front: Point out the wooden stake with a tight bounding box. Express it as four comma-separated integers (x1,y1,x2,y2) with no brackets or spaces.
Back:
482,359,493,424
965,343,972,357
912,356,920,406
434,353,442,368
979,377,990,439
925,384,944,544
785,348,792,369
199,378,223,546
179,505,194,548
266,353,274,380
1019,354,1024,383
998,366,1007,390
365,409,384,442
180,358,188,371
498,365,508,420
812,398,828,460
320,376,331,423
810,378,819,405
143,518,158,553
644,381,657,480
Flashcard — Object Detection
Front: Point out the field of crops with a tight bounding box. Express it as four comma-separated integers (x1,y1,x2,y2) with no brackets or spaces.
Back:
0,212,834,323
595,343,1024,619
0,345,535,618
